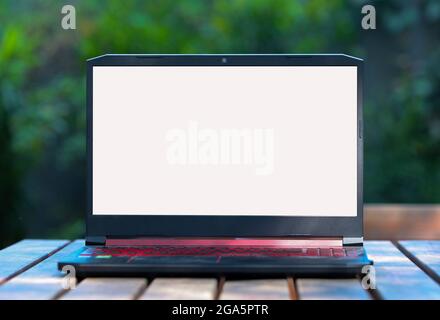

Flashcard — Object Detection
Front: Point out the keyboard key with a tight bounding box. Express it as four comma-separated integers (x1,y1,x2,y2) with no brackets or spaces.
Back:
332,248,345,257
319,248,332,256
305,248,319,256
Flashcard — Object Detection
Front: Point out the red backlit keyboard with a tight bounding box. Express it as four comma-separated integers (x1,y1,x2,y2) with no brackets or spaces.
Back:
80,246,363,258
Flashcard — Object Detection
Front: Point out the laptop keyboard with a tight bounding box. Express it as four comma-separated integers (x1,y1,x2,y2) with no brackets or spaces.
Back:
80,246,363,258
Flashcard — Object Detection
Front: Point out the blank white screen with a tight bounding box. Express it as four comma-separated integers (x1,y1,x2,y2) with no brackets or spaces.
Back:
93,66,357,216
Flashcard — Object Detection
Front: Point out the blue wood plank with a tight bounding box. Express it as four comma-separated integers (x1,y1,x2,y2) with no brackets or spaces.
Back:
398,240,440,283
0,240,68,285
140,278,217,300
61,278,147,300
220,279,291,300
296,279,371,300
365,241,440,300
0,240,83,300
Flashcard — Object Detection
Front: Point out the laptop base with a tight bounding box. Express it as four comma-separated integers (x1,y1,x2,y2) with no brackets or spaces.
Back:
58,246,372,278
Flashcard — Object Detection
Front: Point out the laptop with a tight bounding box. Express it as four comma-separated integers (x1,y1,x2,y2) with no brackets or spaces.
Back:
58,54,372,277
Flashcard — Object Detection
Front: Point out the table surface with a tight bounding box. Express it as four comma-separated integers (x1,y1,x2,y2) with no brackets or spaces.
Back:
0,240,439,300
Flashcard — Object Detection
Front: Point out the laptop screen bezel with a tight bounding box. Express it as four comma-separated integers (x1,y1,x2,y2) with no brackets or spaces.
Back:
86,54,363,240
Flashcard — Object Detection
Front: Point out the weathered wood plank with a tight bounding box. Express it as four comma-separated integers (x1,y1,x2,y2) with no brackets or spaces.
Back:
140,278,217,300
364,241,440,300
296,279,371,300
398,240,440,283
286,277,298,300
0,239,68,285
365,204,440,240
220,279,290,300
61,278,147,300
0,240,84,300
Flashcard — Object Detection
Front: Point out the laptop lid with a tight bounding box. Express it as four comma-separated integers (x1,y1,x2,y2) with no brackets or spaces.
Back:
86,54,363,244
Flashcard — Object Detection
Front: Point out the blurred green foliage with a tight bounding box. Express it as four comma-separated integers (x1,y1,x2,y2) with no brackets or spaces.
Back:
0,0,439,246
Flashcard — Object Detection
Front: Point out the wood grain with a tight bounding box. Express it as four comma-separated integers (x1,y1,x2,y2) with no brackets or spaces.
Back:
296,279,371,300
0,239,68,286
140,278,218,300
0,240,84,300
364,241,440,300
398,240,440,283
286,277,298,300
365,204,440,240
220,279,290,300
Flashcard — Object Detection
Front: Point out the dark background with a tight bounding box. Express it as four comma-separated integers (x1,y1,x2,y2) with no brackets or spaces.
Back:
0,0,439,247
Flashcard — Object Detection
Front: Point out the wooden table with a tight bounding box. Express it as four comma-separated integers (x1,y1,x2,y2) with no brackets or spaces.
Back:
0,240,439,300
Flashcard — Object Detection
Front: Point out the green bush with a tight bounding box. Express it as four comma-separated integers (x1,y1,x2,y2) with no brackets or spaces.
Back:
0,0,438,245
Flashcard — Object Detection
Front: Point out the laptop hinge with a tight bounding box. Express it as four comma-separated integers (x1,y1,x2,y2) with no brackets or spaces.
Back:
86,236,106,246
105,237,343,247
343,237,364,246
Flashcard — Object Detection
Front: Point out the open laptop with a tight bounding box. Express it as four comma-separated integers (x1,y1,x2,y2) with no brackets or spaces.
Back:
58,54,372,277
